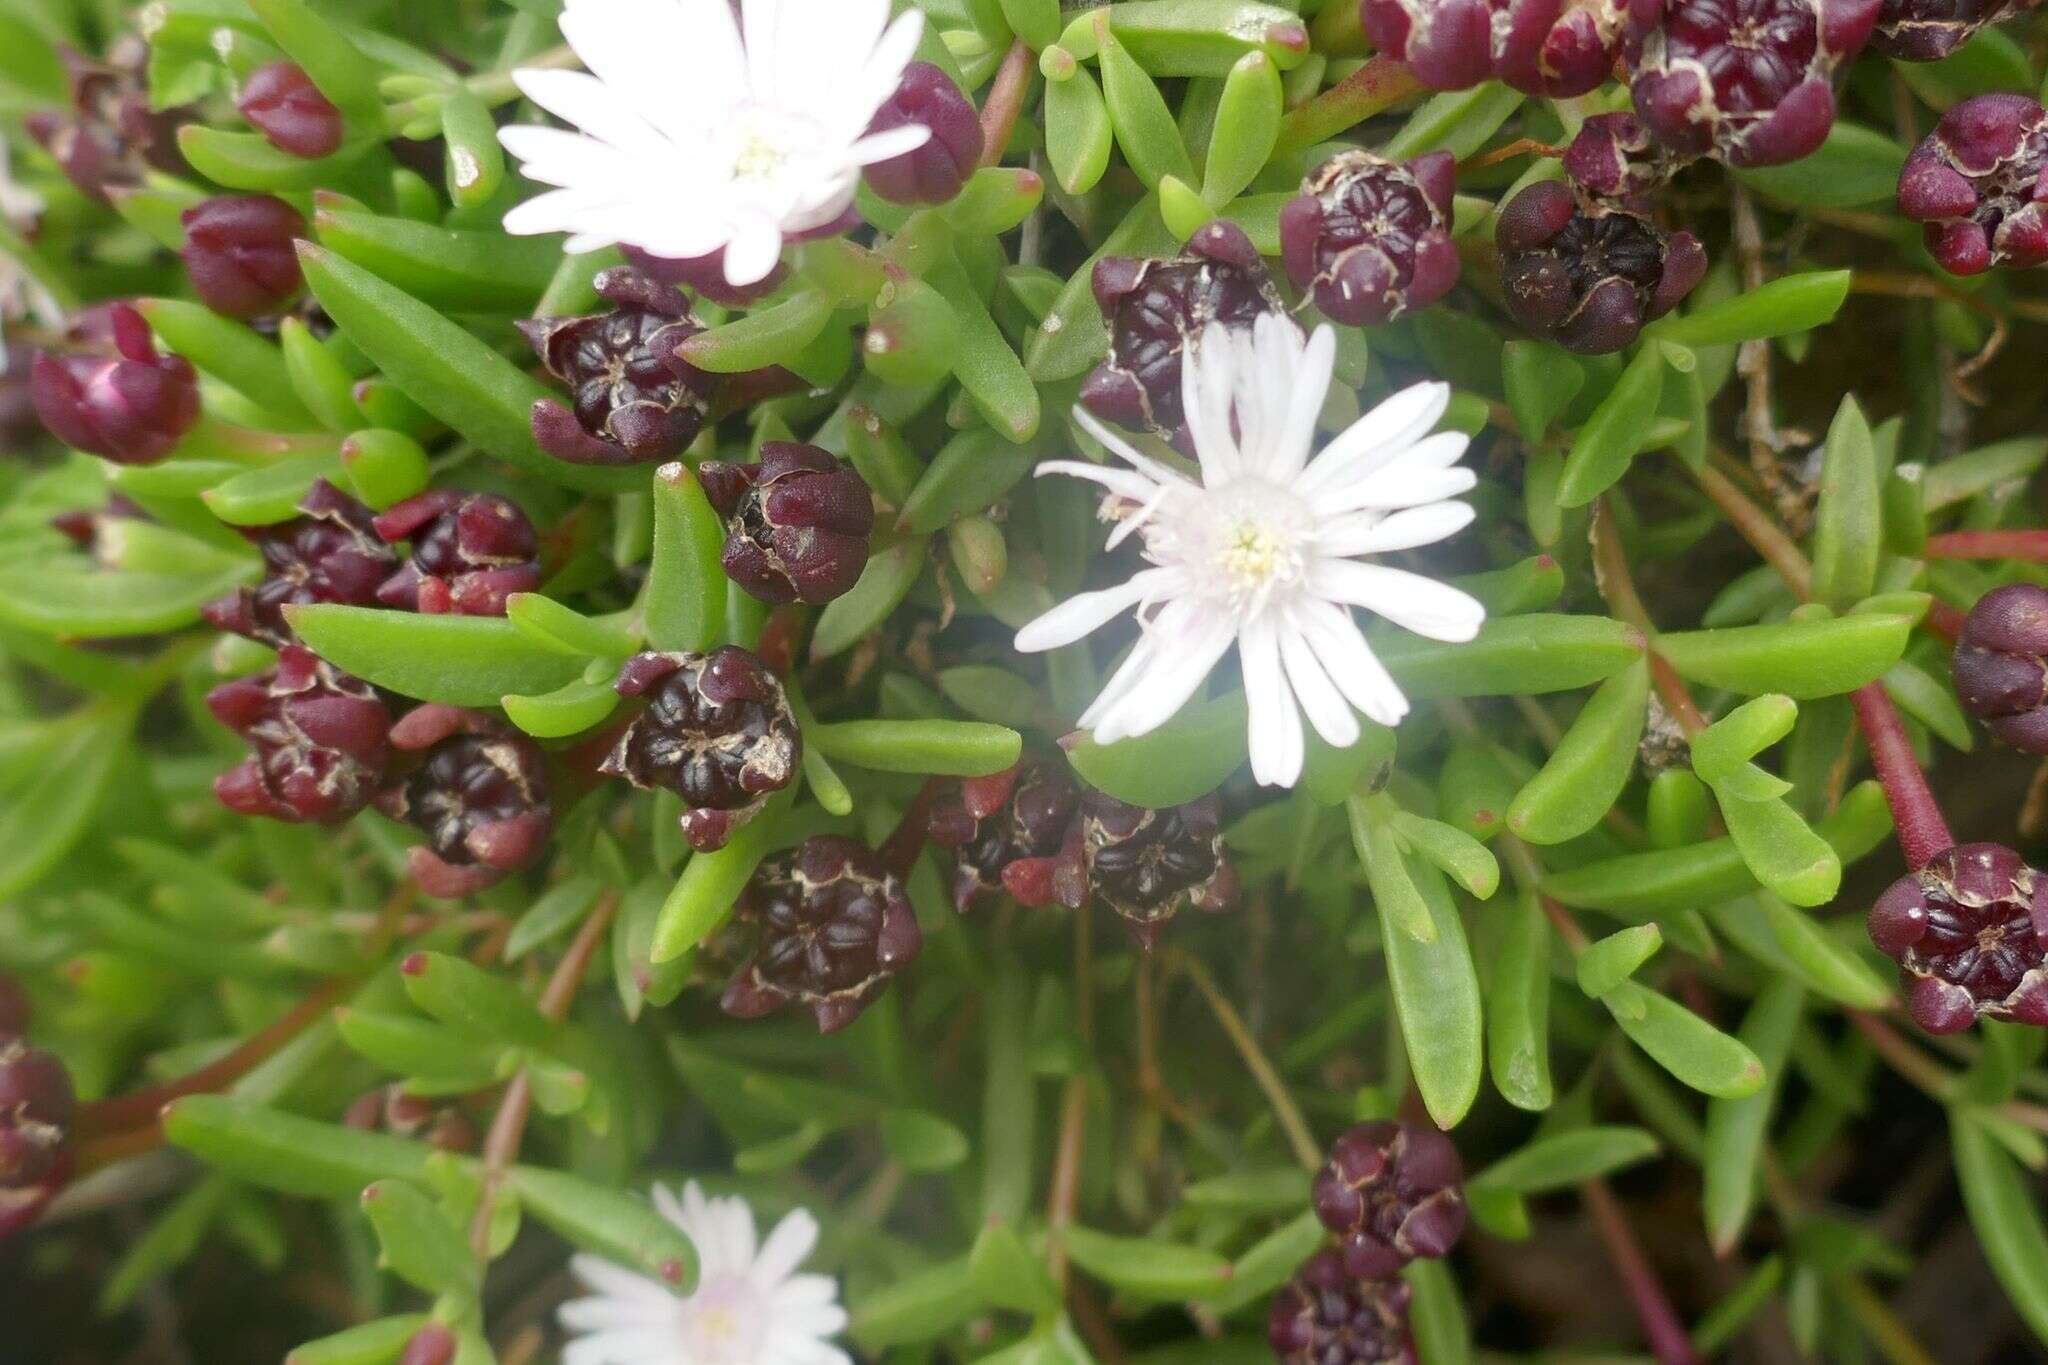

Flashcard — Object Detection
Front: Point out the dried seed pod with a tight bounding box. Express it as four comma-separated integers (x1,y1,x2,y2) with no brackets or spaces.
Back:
1267,1247,1419,1365
934,761,1086,911
378,706,553,899
522,268,720,467
600,648,801,853
863,61,985,205
1952,583,2048,751
1868,842,2048,1034
24,40,177,201
373,490,542,617
1897,94,2048,276
1080,221,1291,441
699,443,875,606
203,479,399,648
720,834,924,1034
179,195,307,319
1872,0,2014,60
207,645,392,824
1280,150,1460,327
1628,0,1880,169
236,61,345,159
1081,789,1232,947
0,1041,72,1240
1361,0,1632,97
30,302,199,465
1496,180,1708,354
1311,1120,1469,1278
1562,112,1686,200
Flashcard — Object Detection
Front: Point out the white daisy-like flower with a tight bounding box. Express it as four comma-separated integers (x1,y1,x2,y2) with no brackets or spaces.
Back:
1015,313,1486,789
559,1181,849,1365
498,0,930,288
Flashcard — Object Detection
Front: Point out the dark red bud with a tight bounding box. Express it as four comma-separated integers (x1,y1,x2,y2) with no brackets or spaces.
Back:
237,62,344,159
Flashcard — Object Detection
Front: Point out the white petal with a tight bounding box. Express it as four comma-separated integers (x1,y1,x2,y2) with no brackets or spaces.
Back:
1324,465,1478,516
1240,615,1304,787
722,213,787,286
1071,405,1199,492
1314,562,1486,642
774,1273,842,1308
1032,458,1162,504
1278,619,1360,749
1181,321,1240,486
1266,321,1334,482
1295,381,1451,497
558,0,729,140
1015,571,1168,652
559,1293,676,1332
1315,501,1475,558
511,69,670,160
1296,600,1409,726
562,1327,677,1365
1088,609,1236,744
1076,630,1169,732
848,124,933,166
717,1193,759,1272
1311,431,1471,506
752,1207,821,1286
830,8,927,130
569,1253,673,1305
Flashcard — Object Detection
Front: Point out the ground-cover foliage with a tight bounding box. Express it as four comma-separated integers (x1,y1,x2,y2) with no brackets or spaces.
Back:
9,0,2048,1360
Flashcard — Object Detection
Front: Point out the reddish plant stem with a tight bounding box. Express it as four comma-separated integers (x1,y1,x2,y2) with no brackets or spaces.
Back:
1923,530,2048,562
879,777,944,879
1589,500,1706,736
1582,1178,1704,1365
1685,458,1814,601
755,604,805,676
1275,55,1421,153
1924,598,1965,643
978,39,1034,169
1849,683,1955,869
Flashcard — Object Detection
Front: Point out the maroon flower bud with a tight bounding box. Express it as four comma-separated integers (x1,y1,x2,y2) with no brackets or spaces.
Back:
0,1041,75,1194
377,706,552,899
699,443,875,606
863,61,985,205
0,976,28,1041
1361,0,1631,97
1311,1120,1468,1279
1081,789,1233,947
1280,150,1459,327
1267,1248,1418,1365
1897,94,2048,277
179,195,306,319
1081,221,1290,441
1868,843,2048,1034
521,268,720,467
236,61,345,160
1872,0,2012,59
208,645,392,824
399,1324,458,1365
600,649,800,853
203,479,398,648
720,834,924,1034
1562,112,1684,200
25,41,176,201
1952,583,2048,751
372,490,541,616
936,761,1086,911
1628,0,1879,169
30,302,199,465
1496,181,1708,354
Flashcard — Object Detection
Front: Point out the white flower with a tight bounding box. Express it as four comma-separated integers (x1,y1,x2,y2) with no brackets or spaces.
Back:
1015,313,1486,789
559,1182,849,1365
0,138,60,373
499,0,930,287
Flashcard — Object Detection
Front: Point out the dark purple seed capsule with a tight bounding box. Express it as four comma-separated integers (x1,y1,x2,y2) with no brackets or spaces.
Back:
207,645,392,824
1898,94,2048,277
1562,112,1682,200
937,761,1086,911
30,302,199,465
1872,0,2012,59
720,834,924,1034
1867,842,2048,1034
0,1042,72,1193
1952,583,2048,750
1267,1247,1419,1365
1496,180,1707,355
1310,1120,1469,1279
1081,789,1233,948
377,706,553,899
1280,150,1460,327
699,442,875,606
1362,0,1631,97
522,268,720,467
600,648,801,853
236,61,345,159
179,194,306,319
864,61,985,205
1628,0,1880,168
372,490,541,617
203,479,398,648
1080,220,1290,442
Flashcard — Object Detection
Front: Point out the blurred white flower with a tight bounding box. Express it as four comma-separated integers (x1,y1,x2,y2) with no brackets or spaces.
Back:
1016,313,1485,789
499,0,928,287
559,1181,848,1365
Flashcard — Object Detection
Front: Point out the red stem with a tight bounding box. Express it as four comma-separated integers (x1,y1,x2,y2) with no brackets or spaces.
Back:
1924,530,2048,563
1924,598,1965,644
1850,682,1954,869
977,40,1034,169
1582,1178,1704,1365
879,777,945,879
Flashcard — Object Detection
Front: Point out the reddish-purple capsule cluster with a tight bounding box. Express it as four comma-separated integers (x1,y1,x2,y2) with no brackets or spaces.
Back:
699,443,876,606
1952,583,2048,751
523,268,720,467
372,490,542,617
204,479,398,648
1898,94,2048,276
0,1034,74,1241
1081,790,1233,947
1268,1249,1419,1365
1311,1121,1469,1279
1361,0,1632,97
928,762,1087,912
1872,0,2016,59
1563,112,1681,200
1496,180,1707,354
1280,151,1460,327
30,302,199,465
179,195,307,319
863,61,985,205
600,648,801,853
236,61,345,159
1868,843,2048,1034
377,706,554,898
721,834,924,1034
1081,221,1289,442
208,646,393,824
25,40,177,202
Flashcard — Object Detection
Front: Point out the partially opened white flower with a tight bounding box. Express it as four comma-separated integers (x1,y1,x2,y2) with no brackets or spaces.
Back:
499,0,929,287
559,1181,848,1365
1015,313,1485,789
